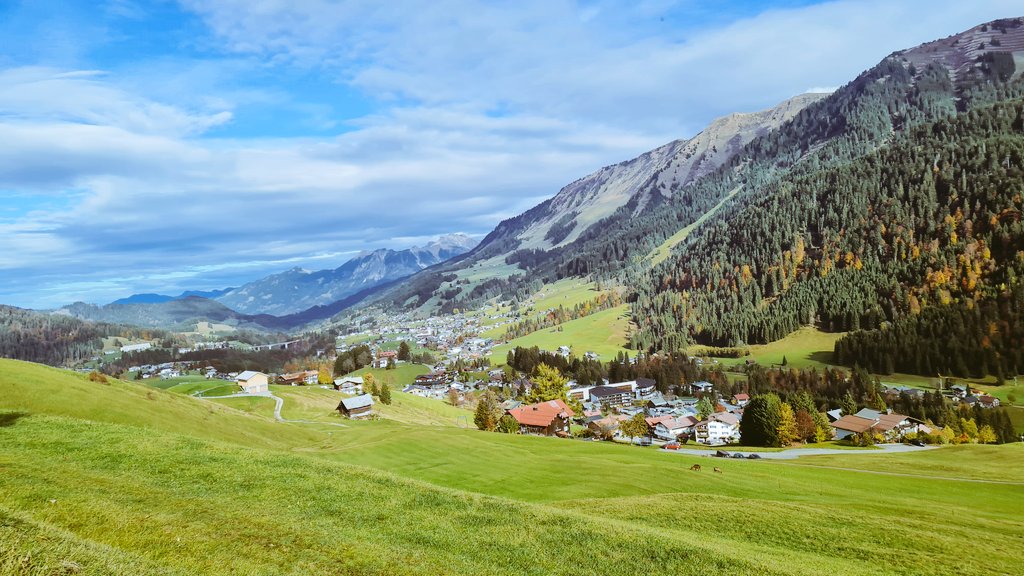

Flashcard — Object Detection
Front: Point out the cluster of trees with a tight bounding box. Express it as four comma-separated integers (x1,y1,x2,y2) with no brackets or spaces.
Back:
734,365,1018,444
474,391,520,434
739,392,832,447
505,346,733,394
505,346,605,387
502,292,623,340
361,373,391,405
333,345,373,376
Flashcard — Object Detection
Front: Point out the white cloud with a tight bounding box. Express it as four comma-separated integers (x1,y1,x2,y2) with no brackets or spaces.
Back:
1,0,1021,307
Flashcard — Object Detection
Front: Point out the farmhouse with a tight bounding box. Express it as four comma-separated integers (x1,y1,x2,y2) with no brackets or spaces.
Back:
333,376,363,394
236,370,269,394
279,370,318,386
829,415,876,441
695,412,740,445
337,394,375,419
831,412,928,441
375,350,398,368
507,399,575,436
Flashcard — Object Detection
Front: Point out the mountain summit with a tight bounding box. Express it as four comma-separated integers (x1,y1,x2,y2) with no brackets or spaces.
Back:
215,234,477,315
467,93,827,258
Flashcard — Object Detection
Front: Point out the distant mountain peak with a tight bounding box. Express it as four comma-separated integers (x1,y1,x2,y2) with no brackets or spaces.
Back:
214,234,474,315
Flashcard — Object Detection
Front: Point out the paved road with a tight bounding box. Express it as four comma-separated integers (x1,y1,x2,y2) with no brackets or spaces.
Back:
770,462,1024,485
663,443,936,460
200,391,348,427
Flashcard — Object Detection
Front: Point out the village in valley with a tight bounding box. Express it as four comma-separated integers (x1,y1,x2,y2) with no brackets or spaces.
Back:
105,284,1016,455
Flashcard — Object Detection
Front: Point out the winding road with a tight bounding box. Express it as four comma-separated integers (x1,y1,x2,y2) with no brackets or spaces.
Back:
199,391,348,427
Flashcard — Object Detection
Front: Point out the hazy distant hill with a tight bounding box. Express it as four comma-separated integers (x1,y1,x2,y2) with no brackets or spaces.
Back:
216,234,477,315
109,288,233,306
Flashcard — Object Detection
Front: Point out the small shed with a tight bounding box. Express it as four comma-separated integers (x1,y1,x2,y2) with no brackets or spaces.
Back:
337,393,375,419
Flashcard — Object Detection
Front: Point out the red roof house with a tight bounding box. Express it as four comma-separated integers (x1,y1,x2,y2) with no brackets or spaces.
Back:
507,399,575,436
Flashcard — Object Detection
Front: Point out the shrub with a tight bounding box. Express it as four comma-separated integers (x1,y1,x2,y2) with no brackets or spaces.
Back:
87,371,109,384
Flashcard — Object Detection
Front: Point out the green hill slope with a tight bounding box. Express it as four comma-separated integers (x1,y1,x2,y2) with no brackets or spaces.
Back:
2,359,1022,575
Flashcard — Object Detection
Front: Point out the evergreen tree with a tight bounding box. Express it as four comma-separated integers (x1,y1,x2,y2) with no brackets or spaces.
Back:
379,382,392,405
497,414,519,434
840,392,857,416
397,341,411,361
740,393,783,447
696,396,715,420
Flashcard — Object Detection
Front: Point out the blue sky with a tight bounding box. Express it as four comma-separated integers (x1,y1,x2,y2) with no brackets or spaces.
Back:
0,0,1018,309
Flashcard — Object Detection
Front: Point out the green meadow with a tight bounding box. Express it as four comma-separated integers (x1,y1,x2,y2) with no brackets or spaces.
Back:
489,304,634,362
1,358,1022,575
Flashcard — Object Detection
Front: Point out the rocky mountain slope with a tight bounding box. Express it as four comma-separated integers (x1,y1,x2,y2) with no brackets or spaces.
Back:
216,234,477,315
474,93,827,255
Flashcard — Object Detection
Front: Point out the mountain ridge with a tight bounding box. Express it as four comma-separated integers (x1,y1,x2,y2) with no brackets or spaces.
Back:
215,233,477,315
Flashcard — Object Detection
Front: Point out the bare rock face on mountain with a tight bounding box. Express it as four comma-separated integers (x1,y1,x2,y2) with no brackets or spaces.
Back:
895,17,1024,86
215,234,477,315
504,93,828,251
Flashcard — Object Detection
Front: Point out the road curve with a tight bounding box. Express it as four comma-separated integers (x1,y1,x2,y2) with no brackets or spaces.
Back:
199,391,348,427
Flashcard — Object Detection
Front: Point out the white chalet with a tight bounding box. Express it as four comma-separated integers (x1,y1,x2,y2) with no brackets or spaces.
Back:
695,412,740,445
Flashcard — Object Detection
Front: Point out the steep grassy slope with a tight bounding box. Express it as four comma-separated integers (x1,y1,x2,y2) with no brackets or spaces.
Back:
488,304,634,362
1,359,1022,575
0,360,322,450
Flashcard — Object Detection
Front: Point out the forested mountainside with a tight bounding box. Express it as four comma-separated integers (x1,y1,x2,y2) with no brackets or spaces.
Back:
0,306,104,365
0,305,175,366
634,97,1024,356
373,19,1024,324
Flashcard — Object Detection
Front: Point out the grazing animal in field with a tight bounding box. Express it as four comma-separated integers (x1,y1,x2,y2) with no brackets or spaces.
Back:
713,467,723,473
690,464,701,471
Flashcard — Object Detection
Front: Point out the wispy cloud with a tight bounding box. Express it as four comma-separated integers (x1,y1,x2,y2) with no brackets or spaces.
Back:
0,0,1020,308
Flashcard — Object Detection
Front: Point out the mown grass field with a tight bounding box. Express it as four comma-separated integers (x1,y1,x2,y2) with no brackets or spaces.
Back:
348,363,431,388
1,359,1022,576
489,304,634,362
695,326,843,370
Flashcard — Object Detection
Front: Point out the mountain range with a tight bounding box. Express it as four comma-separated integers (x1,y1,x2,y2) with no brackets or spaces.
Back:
55,234,477,330
215,233,476,315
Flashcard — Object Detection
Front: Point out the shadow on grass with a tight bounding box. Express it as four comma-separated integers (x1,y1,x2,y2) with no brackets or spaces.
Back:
807,351,836,365
0,411,29,428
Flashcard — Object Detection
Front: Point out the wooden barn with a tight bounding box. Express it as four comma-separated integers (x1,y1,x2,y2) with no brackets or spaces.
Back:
337,394,375,419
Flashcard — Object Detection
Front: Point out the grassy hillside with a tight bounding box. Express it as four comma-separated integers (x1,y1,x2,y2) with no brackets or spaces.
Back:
489,304,633,362
693,326,843,370
1,359,1022,575
0,360,321,451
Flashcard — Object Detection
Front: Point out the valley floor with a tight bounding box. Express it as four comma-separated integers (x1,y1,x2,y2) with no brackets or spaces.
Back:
2,359,1022,576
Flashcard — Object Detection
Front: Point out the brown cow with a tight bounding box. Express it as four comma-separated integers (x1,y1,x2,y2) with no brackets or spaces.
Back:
713,467,723,473
690,464,701,471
